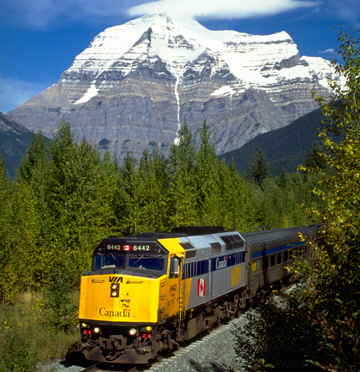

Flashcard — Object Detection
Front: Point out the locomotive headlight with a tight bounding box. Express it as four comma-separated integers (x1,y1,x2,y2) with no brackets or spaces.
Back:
145,326,152,332
110,283,120,297
129,328,137,336
94,327,100,334
81,323,88,328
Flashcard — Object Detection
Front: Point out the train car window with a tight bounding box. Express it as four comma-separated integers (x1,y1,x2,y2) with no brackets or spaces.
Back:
270,255,276,266
185,250,196,258
283,251,288,262
277,253,282,264
211,242,221,254
169,256,180,278
263,256,269,269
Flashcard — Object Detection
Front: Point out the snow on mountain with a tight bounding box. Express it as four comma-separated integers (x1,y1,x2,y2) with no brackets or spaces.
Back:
67,14,336,101
9,13,341,160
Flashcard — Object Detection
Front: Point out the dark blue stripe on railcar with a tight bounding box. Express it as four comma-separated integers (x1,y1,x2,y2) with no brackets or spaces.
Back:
251,241,304,259
182,251,246,279
182,259,209,279
211,251,246,272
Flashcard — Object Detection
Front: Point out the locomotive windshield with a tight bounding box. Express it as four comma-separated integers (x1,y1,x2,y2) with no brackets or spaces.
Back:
93,253,165,272
92,239,167,276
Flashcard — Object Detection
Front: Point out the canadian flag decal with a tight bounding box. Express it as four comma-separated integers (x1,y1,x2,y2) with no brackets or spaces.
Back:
197,278,206,297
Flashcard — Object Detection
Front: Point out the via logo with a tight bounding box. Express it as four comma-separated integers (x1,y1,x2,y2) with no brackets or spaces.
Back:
109,276,123,283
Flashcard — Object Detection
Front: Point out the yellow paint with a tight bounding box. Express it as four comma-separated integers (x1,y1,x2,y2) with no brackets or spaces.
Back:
80,237,191,325
231,266,241,287
251,262,257,272
158,275,179,320
79,273,161,323
182,278,193,309
158,238,185,257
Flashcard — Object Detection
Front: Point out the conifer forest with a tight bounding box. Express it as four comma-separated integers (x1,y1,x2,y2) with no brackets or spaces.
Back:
0,33,359,372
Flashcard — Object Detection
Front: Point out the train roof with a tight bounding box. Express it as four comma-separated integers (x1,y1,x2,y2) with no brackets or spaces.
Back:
243,225,318,251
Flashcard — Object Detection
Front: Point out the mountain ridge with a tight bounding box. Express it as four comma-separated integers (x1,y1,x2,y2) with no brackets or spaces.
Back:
8,13,340,161
221,107,324,175
0,112,42,178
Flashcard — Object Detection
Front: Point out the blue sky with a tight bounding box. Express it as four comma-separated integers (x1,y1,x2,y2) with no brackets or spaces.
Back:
0,0,358,113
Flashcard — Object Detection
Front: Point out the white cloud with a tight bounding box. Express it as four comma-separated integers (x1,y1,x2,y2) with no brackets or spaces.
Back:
320,48,336,54
2,0,359,28
128,0,318,19
0,76,47,113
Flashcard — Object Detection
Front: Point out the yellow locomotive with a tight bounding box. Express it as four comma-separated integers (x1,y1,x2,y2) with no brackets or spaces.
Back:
78,226,315,364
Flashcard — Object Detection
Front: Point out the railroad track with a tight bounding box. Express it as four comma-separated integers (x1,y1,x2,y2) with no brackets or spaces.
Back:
71,313,249,372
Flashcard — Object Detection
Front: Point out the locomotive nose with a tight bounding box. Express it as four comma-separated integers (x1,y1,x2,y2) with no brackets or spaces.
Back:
79,274,160,324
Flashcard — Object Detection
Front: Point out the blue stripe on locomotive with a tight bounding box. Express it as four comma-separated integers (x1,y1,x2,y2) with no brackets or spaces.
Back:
182,251,246,279
251,241,304,259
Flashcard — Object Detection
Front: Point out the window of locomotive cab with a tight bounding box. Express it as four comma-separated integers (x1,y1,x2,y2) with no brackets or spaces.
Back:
93,248,167,276
128,255,166,272
93,253,126,270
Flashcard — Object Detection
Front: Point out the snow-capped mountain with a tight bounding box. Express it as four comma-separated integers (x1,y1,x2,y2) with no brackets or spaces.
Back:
9,13,340,159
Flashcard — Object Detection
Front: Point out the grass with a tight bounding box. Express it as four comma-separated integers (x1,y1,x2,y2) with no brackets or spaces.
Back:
0,291,79,372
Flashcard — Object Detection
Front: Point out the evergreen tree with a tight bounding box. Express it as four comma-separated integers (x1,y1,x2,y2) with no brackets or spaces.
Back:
234,32,360,372
217,160,255,232
41,123,118,282
18,133,48,182
0,158,10,300
195,122,223,226
168,124,199,228
247,149,268,188
294,32,360,370
138,150,170,232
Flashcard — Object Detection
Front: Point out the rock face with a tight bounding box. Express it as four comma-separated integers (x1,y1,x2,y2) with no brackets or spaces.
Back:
9,13,340,159
0,112,39,177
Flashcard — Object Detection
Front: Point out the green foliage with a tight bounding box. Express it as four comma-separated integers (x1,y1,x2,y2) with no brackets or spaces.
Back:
43,266,78,332
0,305,39,372
233,32,360,372
234,297,322,372
295,32,360,371
247,149,268,188
0,112,320,368
168,123,199,228
0,297,79,372
250,172,317,230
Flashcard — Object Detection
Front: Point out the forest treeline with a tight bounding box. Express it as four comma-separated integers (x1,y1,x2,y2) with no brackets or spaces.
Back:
0,121,318,304
0,32,358,372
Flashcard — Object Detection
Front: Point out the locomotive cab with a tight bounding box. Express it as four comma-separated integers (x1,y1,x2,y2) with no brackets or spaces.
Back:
78,236,176,363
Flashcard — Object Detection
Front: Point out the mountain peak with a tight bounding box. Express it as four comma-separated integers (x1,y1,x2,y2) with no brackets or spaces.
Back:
9,14,341,165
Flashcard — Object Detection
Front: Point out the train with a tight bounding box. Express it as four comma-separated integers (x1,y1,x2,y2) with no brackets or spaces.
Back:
76,225,317,364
